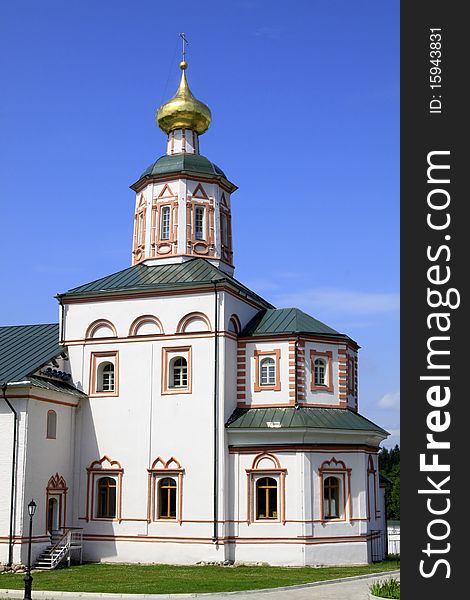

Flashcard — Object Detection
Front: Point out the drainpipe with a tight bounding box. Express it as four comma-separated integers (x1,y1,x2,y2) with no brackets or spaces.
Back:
212,281,219,544
2,383,18,566
58,297,65,344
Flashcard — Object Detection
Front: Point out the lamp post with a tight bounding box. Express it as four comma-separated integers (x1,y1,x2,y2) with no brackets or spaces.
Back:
23,499,36,600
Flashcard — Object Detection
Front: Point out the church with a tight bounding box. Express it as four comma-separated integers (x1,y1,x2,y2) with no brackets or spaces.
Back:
0,55,389,568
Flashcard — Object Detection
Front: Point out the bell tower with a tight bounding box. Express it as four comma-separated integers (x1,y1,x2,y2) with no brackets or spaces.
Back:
130,49,237,275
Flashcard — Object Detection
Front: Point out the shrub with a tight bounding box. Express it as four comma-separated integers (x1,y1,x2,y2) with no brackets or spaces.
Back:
386,553,400,562
370,577,400,599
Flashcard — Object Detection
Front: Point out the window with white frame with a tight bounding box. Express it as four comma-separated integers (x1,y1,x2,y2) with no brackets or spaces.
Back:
314,358,326,386
260,356,276,386
254,350,281,392
169,357,188,388
97,362,115,392
319,457,350,522
90,352,119,396
160,206,170,240
194,205,205,240
162,347,191,394
310,350,333,392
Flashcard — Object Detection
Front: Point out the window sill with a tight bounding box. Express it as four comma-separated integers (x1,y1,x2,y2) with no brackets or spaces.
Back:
253,385,281,392
311,385,334,393
162,388,191,395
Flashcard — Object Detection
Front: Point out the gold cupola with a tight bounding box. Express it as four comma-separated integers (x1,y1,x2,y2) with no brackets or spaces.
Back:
156,61,212,135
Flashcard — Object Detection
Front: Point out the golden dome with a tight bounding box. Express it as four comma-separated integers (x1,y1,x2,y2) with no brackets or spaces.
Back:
156,61,212,135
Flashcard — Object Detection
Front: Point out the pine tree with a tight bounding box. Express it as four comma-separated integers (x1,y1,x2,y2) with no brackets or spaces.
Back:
379,445,400,520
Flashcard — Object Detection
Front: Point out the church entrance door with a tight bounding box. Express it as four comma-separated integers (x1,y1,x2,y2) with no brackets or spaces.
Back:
47,498,58,533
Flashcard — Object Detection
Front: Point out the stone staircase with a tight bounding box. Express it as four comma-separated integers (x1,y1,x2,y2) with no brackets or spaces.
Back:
34,528,83,570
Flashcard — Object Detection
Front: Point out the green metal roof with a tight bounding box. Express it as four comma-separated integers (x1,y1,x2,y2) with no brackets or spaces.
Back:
241,307,347,339
0,324,62,385
226,406,388,436
59,258,273,308
132,154,235,190
27,376,87,398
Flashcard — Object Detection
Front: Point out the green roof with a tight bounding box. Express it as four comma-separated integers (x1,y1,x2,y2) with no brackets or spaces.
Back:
59,258,273,308
0,324,62,385
241,307,348,339
226,406,388,436
133,154,235,190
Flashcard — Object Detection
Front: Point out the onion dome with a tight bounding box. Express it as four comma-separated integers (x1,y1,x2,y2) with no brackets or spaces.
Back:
156,61,212,135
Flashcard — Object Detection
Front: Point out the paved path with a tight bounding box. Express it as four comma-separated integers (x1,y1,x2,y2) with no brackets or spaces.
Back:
0,570,400,600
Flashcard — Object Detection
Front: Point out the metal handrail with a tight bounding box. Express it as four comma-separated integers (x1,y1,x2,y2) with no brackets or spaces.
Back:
50,530,71,568
48,528,83,568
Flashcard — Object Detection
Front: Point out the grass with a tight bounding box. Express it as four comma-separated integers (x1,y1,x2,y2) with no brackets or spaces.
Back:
370,577,400,598
0,560,399,594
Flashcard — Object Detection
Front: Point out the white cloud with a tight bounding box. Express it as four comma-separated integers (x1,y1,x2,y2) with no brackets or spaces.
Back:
272,287,399,318
378,391,400,410
381,430,400,449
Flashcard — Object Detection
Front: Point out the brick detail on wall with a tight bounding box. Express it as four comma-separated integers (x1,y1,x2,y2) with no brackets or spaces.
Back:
288,340,296,401
297,339,305,402
237,341,246,401
337,347,348,407
353,355,358,411
287,339,305,403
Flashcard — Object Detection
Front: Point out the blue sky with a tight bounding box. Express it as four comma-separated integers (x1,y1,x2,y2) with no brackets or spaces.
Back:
0,0,399,446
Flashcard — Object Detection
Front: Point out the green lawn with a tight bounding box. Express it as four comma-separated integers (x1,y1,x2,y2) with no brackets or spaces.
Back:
0,561,399,594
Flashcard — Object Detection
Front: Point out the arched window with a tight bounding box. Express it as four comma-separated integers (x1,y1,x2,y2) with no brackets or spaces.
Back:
97,477,117,519
323,476,340,519
260,356,276,386
158,477,177,519
97,362,115,392
314,358,326,386
160,206,171,240
256,477,278,520
46,410,57,439
169,357,188,388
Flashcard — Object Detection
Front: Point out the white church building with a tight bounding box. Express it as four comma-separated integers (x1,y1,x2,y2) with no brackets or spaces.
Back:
0,57,389,568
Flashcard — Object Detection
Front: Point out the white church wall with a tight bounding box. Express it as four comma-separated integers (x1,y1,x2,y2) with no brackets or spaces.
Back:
241,339,291,406
21,394,77,564
221,291,260,333
0,397,35,565
70,323,230,560
63,291,216,342
133,175,234,274
225,447,374,565
0,405,15,547
1,392,76,566
303,541,369,566
0,400,24,565
226,449,303,565
219,291,260,420
303,340,342,406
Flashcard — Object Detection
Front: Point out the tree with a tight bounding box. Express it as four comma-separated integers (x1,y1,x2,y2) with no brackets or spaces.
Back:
379,445,400,520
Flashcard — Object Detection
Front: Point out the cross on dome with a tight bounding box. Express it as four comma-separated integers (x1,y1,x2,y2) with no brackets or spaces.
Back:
156,36,212,136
